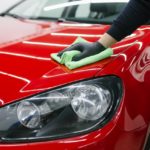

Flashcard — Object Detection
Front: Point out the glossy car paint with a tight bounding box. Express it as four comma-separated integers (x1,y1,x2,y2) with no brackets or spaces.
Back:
0,16,149,150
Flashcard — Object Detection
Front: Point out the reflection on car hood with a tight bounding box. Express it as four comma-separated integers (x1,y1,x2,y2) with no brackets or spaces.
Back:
0,17,148,105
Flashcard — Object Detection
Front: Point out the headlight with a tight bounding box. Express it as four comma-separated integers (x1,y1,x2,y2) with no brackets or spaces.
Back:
71,85,111,120
17,101,41,129
0,76,123,143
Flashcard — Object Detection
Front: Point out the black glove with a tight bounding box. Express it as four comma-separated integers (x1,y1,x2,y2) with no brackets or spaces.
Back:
58,41,106,61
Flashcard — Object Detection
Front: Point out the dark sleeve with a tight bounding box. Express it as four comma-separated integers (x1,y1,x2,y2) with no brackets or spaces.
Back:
107,0,150,41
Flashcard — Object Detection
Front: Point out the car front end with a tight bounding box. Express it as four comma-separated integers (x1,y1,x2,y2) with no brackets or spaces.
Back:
0,0,149,149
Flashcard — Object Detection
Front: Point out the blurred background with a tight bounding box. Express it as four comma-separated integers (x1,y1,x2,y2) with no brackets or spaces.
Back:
0,0,20,13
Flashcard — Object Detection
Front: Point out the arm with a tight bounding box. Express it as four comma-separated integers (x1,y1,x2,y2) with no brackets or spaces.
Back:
98,0,150,48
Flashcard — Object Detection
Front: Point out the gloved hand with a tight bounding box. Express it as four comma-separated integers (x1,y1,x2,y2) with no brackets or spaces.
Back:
58,41,106,61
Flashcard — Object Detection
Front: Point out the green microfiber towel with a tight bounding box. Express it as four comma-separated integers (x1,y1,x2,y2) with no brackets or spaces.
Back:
51,50,80,65
51,37,113,70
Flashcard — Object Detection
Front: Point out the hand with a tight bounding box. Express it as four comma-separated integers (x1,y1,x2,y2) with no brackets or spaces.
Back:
58,41,106,61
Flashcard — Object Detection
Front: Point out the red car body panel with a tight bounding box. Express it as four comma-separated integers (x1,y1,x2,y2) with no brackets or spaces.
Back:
0,17,149,150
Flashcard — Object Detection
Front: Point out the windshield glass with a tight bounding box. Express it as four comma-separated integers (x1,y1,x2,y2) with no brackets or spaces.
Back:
9,0,129,24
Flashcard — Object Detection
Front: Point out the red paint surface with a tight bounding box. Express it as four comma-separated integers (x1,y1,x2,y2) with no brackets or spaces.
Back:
0,17,149,150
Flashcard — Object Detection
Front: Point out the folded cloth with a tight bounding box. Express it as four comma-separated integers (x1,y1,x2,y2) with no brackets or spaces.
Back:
51,37,113,70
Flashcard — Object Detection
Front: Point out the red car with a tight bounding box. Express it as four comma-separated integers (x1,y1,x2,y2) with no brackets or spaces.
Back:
0,0,149,150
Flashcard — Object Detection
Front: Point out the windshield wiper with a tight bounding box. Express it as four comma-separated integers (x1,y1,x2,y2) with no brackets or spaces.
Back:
0,12,6,16
0,12,25,19
29,16,72,23
57,18,81,23
6,13,25,19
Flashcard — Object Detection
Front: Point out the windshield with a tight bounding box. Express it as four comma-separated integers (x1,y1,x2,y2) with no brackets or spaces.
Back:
8,0,128,24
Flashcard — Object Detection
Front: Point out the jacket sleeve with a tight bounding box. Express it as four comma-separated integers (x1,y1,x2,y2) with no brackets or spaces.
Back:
107,0,150,41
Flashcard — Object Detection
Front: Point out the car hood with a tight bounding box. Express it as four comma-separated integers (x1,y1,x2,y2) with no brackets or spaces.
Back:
0,17,147,105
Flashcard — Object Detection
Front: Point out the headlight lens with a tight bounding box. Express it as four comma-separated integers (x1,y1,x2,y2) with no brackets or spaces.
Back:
71,85,111,120
17,101,41,129
0,76,123,143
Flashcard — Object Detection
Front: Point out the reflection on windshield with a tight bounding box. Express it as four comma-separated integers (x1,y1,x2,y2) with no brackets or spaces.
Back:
8,0,128,24
44,0,129,11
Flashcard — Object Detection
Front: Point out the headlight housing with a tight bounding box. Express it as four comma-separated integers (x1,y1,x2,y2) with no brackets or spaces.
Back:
0,76,123,143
